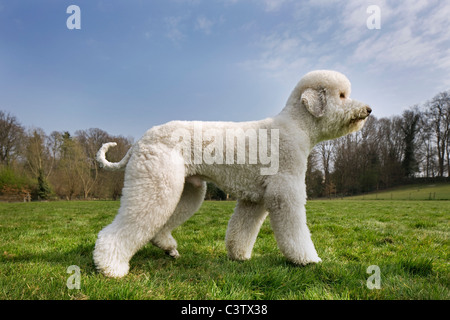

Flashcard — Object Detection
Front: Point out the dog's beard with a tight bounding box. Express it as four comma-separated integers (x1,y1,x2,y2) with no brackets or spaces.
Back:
348,117,368,133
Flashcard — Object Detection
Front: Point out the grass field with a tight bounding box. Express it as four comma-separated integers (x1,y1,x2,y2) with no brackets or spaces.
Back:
0,200,449,300
346,182,450,200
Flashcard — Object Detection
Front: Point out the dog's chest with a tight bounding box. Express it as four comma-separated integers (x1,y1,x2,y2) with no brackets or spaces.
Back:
191,164,266,202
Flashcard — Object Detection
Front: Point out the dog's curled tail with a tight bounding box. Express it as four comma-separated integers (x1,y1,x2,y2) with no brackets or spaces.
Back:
96,142,132,171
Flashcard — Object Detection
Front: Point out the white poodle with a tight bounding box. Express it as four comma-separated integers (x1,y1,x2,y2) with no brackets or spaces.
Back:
93,70,371,278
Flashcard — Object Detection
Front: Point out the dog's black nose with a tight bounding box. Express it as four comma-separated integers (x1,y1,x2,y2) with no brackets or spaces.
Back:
366,106,372,115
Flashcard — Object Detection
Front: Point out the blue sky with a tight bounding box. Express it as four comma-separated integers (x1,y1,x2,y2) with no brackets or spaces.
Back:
1,0,449,139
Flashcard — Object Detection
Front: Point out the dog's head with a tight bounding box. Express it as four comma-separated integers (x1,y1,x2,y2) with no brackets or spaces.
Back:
284,70,371,143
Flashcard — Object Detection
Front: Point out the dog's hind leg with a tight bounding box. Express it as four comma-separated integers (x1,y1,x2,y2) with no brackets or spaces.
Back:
151,178,206,258
93,149,186,278
226,200,268,261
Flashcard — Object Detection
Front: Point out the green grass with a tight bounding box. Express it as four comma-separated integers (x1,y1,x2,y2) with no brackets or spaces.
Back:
346,182,450,200
0,200,449,300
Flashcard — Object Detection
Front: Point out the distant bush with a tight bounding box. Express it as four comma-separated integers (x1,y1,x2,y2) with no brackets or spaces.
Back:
0,166,35,198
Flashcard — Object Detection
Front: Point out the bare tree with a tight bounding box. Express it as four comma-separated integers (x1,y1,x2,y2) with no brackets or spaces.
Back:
318,140,335,197
25,128,50,177
48,131,63,165
75,128,112,199
24,128,53,199
401,107,421,177
75,128,111,163
425,91,450,177
332,134,359,194
376,116,404,187
0,111,25,166
52,132,87,200
358,116,380,192
306,146,323,198
416,114,437,177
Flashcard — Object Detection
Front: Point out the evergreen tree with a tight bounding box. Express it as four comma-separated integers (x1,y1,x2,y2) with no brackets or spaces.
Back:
37,168,52,200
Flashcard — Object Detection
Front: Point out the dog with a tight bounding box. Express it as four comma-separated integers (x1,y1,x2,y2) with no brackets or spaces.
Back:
93,70,371,277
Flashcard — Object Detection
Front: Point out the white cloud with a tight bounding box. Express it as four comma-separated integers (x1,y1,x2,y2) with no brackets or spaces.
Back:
195,16,214,35
221,0,291,12
164,16,186,44
262,0,291,12
316,18,333,34
239,32,309,83
240,1,450,82
350,0,450,74
143,31,151,40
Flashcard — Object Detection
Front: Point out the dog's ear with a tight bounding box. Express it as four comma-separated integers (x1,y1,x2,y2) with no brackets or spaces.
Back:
301,88,326,118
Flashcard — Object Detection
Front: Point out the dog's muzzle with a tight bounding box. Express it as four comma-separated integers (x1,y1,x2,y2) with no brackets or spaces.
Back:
350,104,372,123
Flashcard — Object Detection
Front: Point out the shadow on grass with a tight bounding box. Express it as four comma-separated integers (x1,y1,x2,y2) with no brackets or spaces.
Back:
3,243,98,275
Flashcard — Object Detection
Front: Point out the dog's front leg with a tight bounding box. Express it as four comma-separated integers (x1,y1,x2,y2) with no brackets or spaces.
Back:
264,177,321,265
226,199,268,261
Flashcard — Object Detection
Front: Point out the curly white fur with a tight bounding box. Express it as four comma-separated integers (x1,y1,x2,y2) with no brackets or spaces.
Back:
96,142,133,171
93,70,371,278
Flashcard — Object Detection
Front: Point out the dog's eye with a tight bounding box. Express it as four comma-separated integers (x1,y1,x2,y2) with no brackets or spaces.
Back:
340,93,346,99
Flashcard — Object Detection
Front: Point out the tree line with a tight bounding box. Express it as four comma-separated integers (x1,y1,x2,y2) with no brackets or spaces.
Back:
306,89,450,198
1,88,449,201
0,117,133,201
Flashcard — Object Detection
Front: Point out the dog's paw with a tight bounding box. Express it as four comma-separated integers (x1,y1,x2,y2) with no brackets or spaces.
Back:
298,249,322,265
166,249,180,259
99,262,130,278
290,257,322,266
287,251,322,266
303,256,322,265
